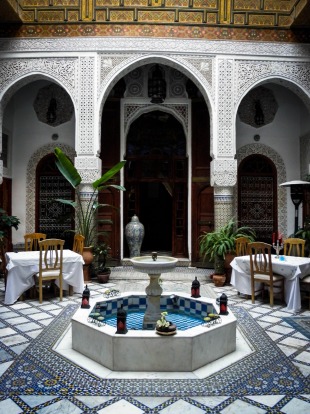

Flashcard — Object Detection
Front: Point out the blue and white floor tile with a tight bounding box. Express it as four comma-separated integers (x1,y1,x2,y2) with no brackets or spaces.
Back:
0,267,309,413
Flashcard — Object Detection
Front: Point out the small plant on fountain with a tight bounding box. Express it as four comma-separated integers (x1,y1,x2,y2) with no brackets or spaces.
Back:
156,312,170,329
156,311,177,335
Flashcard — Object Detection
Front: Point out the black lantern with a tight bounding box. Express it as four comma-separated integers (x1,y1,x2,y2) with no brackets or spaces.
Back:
116,304,128,334
81,285,90,309
148,65,166,104
254,99,264,126
219,293,228,315
191,276,201,298
46,97,57,124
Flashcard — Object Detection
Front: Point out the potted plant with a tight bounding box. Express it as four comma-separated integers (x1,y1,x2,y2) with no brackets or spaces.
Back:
0,208,20,280
0,208,20,240
199,218,255,286
93,242,111,283
54,147,126,280
155,311,177,335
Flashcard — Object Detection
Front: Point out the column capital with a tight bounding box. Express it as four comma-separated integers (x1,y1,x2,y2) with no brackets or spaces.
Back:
211,159,237,187
75,155,102,184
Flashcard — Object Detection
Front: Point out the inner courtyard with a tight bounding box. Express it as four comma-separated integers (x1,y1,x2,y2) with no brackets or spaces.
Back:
0,1,310,413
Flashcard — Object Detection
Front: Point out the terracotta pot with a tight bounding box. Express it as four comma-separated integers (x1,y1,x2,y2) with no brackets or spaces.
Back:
82,247,94,282
97,269,111,284
213,274,226,287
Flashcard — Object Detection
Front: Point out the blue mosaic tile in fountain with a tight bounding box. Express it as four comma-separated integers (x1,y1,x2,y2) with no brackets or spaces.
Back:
104,310,205,330
88,295,217,326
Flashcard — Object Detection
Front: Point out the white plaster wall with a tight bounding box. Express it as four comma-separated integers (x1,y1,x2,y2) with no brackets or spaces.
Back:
236,84,308,236
300,104,310,137
3,80,75,244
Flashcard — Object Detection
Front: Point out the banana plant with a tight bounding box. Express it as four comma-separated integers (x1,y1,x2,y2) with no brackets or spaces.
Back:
54,147,126,247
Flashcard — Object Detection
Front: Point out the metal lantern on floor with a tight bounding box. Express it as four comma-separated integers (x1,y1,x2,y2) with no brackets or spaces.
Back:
191,276,201,298
81,285,90,309
116,304,128,334
219,293,228,315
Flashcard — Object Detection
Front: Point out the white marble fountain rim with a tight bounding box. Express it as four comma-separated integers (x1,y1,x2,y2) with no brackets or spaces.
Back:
55,292,252,379
130,256,179,273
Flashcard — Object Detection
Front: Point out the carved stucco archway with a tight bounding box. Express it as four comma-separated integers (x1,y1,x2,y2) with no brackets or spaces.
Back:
98,54,215,159
236,143,287,237
26,143,76,234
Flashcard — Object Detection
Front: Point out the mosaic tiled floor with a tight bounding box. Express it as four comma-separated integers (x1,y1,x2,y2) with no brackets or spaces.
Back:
0,267,309,413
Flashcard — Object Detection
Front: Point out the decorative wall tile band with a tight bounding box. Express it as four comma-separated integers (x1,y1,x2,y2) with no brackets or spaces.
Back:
0,24,309,43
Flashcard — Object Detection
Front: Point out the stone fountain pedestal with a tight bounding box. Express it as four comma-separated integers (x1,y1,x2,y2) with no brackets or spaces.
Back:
143,273,163,329
130,254,178,329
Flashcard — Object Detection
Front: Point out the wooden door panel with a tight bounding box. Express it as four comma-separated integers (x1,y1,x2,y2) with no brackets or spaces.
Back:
0,178,13,251
191,183,214,264
98,188,121,261
191,99,212,264
238,155,277,243
101,99,121,261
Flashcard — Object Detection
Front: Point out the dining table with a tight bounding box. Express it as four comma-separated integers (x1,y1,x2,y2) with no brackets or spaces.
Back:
230,254,310,312
5,249,85,305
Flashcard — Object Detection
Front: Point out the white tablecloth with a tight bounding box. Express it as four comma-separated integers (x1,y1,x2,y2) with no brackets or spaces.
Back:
230,255,310,312
5,250,85,305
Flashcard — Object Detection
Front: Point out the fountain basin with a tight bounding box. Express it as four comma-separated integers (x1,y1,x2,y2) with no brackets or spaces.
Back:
72,292,237,372
130,255,178,274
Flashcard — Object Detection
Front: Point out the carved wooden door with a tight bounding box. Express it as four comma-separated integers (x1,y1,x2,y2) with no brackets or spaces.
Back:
238,154,277,243
36,154,74,248
0,178,13,251
190,99,213,264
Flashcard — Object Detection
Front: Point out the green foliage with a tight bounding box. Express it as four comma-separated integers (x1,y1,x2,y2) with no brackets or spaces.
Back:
295,216,310,253
156,311,170,328
199,218,256,273
93,242,111,273
54,147,126,246
0,208,20,240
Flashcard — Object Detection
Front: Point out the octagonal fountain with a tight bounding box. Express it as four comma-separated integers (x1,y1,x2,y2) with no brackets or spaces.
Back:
71,254,237,372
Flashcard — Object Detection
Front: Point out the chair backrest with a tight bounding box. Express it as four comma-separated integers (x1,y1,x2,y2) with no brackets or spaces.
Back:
235,236,250,256
73,234,85,255
283,238,305,257
38,239,64,274
248,242,273,277
24,233,46,251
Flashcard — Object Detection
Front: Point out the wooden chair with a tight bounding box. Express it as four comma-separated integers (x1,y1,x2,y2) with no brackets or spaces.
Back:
73,234,85,255
283,238,305,257
35,239,64,303
24,233,46,251
234,237,251,296
248,242,285,307
235,237,250,256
